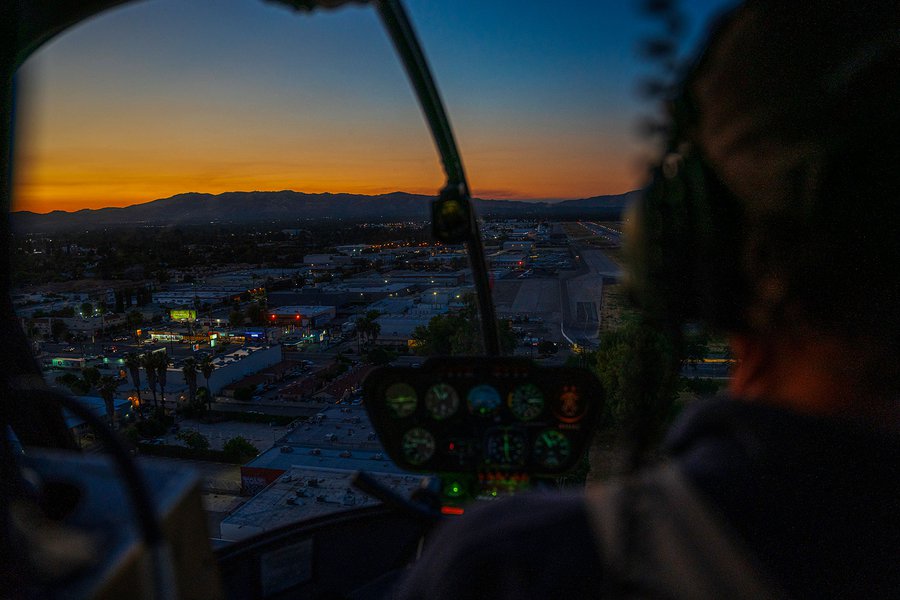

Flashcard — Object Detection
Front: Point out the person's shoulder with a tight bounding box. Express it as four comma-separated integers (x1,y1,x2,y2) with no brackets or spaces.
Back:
395,491,603,600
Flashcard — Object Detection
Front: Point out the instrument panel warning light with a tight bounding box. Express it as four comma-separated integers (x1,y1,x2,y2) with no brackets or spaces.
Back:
444,480,465,498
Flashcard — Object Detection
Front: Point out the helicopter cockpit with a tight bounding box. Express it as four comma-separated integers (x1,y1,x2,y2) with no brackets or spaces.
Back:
1,1,732,598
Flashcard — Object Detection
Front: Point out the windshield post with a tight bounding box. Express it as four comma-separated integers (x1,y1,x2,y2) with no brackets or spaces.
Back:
375,0,502,355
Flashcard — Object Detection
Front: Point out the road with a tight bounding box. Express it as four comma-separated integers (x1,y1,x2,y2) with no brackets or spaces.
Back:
559,248,613,347
580,221,624,245
211,399,332,418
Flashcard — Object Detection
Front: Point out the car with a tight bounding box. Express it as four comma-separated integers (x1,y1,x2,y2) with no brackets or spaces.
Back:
339,450,352,458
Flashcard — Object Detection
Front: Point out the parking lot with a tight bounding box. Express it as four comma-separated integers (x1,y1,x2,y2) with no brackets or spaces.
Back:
162,418,296,451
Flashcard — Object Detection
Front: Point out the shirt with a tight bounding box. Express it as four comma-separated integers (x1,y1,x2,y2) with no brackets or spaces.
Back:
396,398,900,599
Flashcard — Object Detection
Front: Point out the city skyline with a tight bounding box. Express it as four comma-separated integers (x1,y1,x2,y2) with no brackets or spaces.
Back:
12,0,730,214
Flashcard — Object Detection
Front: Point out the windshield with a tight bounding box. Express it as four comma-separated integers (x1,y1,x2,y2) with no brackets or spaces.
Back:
10,0,735,543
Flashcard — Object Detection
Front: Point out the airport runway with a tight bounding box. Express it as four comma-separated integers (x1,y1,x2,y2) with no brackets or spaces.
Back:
559,247,620,346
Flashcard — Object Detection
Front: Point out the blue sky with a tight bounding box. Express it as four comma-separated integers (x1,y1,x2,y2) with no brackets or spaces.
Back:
14,0,734,212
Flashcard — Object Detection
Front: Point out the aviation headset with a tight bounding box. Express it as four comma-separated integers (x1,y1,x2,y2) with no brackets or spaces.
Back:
625,2,900,337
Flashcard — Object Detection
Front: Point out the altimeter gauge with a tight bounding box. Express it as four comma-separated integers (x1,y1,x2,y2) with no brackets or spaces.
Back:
508,383,544,421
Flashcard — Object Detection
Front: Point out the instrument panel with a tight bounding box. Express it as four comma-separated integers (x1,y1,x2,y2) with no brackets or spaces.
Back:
363,357,603,497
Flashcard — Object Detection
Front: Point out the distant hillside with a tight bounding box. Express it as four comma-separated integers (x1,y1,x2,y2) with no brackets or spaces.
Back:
10,189,638,233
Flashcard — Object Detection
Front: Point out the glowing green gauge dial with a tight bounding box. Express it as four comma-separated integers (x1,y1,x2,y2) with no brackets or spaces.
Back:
401,427,436,466
533,430,572,469
424,383,460,420
485,430,527,465
508,383,544,421
384,382,417,418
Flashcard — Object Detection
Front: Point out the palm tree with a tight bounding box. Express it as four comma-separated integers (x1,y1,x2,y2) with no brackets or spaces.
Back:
58,372,89,396
200,355,215,411
182,357,198,405
124,352,142,416
97,375,119,428
141,353,158,410
357,310,381,348
81,366,101,390
156,352,171,414
356,315,373,349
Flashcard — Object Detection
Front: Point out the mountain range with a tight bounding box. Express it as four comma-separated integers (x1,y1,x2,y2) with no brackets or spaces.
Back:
10,190,638,233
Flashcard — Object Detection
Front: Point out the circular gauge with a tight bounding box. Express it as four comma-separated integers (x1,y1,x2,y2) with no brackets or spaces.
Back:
384,382,417,418
468,384,502,416
401,427,436,466
424,383,460,420
508,383,544,421
554,385,586,423
533,430,572,470
485,430,527,465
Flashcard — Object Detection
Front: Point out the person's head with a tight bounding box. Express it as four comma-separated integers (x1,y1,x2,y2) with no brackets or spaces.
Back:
627,0,900,412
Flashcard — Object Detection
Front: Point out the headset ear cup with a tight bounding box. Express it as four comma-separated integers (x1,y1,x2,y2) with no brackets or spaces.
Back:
625,161,696,324
688,159,746,329
625,153,746,329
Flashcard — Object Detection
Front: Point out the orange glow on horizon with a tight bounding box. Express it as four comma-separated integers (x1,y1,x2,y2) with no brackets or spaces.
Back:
13,47,642,214
12,141,639,214
7,0,659,215
12,37,642,213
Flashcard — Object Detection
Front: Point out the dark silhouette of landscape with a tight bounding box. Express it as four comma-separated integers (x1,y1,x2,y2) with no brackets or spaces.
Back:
11,190,638,232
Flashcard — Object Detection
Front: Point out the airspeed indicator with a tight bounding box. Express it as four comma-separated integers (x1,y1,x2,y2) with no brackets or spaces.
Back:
425,383,460,420
401,427,436,466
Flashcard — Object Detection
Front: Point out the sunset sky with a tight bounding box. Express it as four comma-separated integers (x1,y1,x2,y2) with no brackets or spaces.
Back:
12,0,731,214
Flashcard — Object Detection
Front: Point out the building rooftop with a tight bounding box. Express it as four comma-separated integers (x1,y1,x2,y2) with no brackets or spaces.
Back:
240,405,392,466
219,466,425,541
268,305,336,317
266,405,385,450
247,442,405,474
374,315,437,341
325,282,411,294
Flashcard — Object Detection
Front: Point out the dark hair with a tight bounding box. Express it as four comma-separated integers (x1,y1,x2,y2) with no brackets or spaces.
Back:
688,1,900,355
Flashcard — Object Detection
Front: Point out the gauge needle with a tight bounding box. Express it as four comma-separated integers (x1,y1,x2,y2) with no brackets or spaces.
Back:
542,432,556,448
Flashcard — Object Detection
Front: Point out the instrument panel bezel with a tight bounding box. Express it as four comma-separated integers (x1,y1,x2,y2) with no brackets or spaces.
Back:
363,357,603,478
